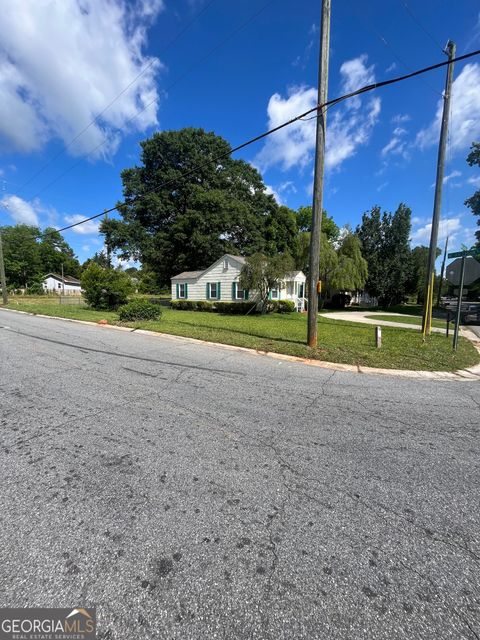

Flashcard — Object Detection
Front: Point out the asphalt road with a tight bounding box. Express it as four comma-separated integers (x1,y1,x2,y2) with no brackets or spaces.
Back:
1,309,479,640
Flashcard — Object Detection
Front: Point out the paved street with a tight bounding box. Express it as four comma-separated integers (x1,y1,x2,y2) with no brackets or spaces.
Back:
1,309,479,640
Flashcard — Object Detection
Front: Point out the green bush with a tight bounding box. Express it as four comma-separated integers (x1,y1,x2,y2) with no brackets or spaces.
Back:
27,282,45,295
119,300,162,322
196,300,214,312
171,299,198,310
214,301,258,315
274,300,295,313
81,264,133,310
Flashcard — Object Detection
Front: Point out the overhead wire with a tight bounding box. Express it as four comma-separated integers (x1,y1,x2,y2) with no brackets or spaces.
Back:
44,48,480,237
26,0,275,203
15,0,218,193
353,2,443,98
399,0,445,54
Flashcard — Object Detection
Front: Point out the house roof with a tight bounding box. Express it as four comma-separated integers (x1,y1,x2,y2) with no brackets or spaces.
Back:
171,270,205,280
44,273,81,285
171,254,246,280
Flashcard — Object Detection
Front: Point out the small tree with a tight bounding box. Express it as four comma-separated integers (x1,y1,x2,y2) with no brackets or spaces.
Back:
239,253,294,313
81,263,133,310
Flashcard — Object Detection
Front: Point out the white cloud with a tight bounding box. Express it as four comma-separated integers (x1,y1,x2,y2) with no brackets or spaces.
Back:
381,124,409,160
386,62,397,74
0,0,163,158
416,63,480,153
0,194,39,225
443,170,461,184
265,185,283,205
63,214,100,235
411,217,461,245
467,175,480,187
255,55,381,173
392,113,411,124
376,181,389,192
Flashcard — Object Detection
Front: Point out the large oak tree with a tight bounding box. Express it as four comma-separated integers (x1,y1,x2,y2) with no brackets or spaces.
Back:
101,128,298,285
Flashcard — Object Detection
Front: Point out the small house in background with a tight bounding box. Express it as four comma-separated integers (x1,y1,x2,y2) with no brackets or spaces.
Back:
43,273,82,295
171,254,307,311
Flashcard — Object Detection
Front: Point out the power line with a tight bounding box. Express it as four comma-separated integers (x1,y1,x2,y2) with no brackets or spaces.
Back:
45,48,480,238
399,1,444,53
353,2,443,97
16,0,218,193
26,0,275,202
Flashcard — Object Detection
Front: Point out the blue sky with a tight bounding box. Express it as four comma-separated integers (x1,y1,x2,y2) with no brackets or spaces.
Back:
0,0,479,269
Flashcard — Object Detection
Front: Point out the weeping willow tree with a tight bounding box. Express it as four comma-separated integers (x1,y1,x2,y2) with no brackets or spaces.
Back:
318,232,368,301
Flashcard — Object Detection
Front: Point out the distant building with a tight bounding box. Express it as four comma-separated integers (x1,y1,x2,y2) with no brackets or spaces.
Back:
43,273,82,295
171,254,307,311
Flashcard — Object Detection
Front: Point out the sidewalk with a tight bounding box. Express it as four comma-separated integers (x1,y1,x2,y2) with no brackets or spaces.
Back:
324,311,447,333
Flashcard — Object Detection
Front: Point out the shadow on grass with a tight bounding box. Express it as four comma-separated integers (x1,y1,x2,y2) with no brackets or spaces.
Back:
165,317,305,345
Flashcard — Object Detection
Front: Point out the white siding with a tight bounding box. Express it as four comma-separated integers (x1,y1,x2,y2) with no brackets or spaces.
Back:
171,255,306,309
171,255,244,301
43,276,82,294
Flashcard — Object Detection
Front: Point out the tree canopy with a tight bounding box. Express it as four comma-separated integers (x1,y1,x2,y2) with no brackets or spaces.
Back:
101,128,298,285
0,224,80,289
465,142,480,247
356,204,412,307
239,253,294,313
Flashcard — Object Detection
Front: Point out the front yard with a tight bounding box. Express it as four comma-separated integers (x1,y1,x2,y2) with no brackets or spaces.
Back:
3,296,479,372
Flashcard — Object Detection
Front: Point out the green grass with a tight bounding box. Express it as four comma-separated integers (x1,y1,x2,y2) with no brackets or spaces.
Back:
2,296,480,371
365,314,447,329
2,296,478,371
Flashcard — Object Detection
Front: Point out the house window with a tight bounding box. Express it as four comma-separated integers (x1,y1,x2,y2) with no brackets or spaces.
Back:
178,283,186,299
57,282,62,289
209,282,218,299
234,282,245,300
270,288,279,299
223,259,229,270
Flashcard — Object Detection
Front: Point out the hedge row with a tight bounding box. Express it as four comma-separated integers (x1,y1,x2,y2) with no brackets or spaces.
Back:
170,299,296,314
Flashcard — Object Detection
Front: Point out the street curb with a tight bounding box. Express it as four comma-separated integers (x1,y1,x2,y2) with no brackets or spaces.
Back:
2,307,480,381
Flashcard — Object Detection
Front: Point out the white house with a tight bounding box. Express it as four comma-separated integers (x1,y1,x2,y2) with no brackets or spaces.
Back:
43,273,82,295
171,254,307,311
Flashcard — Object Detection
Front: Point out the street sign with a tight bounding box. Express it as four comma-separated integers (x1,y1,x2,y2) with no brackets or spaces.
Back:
448,248,480,259
446,256,480,286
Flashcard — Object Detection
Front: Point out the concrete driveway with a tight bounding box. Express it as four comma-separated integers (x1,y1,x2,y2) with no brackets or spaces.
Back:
0,309,479,640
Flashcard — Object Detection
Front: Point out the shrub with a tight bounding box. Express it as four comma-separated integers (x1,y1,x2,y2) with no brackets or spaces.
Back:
275,300,295,313
119,300,162,322
171,299,198,310
81,264,133,310
27,282,45,295
214,301,257,315
196,300,214,312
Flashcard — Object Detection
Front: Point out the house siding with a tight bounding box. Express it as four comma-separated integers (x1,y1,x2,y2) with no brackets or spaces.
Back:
171,254,307,309
171,255,243,301
43,276,82,295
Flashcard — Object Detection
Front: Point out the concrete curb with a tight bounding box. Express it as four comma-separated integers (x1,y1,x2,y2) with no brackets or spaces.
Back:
1,307,480,381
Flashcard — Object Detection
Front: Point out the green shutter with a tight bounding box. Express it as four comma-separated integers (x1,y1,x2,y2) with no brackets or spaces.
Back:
245,289,249,300
176,283,179,299
185,283,188,299
217,282,221,300
206,283,210,299
268,289,272,300
232,282,236,300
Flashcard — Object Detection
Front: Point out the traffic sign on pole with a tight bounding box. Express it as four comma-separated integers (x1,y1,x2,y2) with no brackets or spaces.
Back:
448,248,480,259
446,256,480,286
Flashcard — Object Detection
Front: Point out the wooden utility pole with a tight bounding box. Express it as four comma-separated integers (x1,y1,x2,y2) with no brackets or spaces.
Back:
0,229,7,305
421,40,456,335
436,235,448,308
307,0,331,347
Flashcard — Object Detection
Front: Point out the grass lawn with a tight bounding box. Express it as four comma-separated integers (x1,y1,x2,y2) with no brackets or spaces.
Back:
2,296,478,371
365,314,447,330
